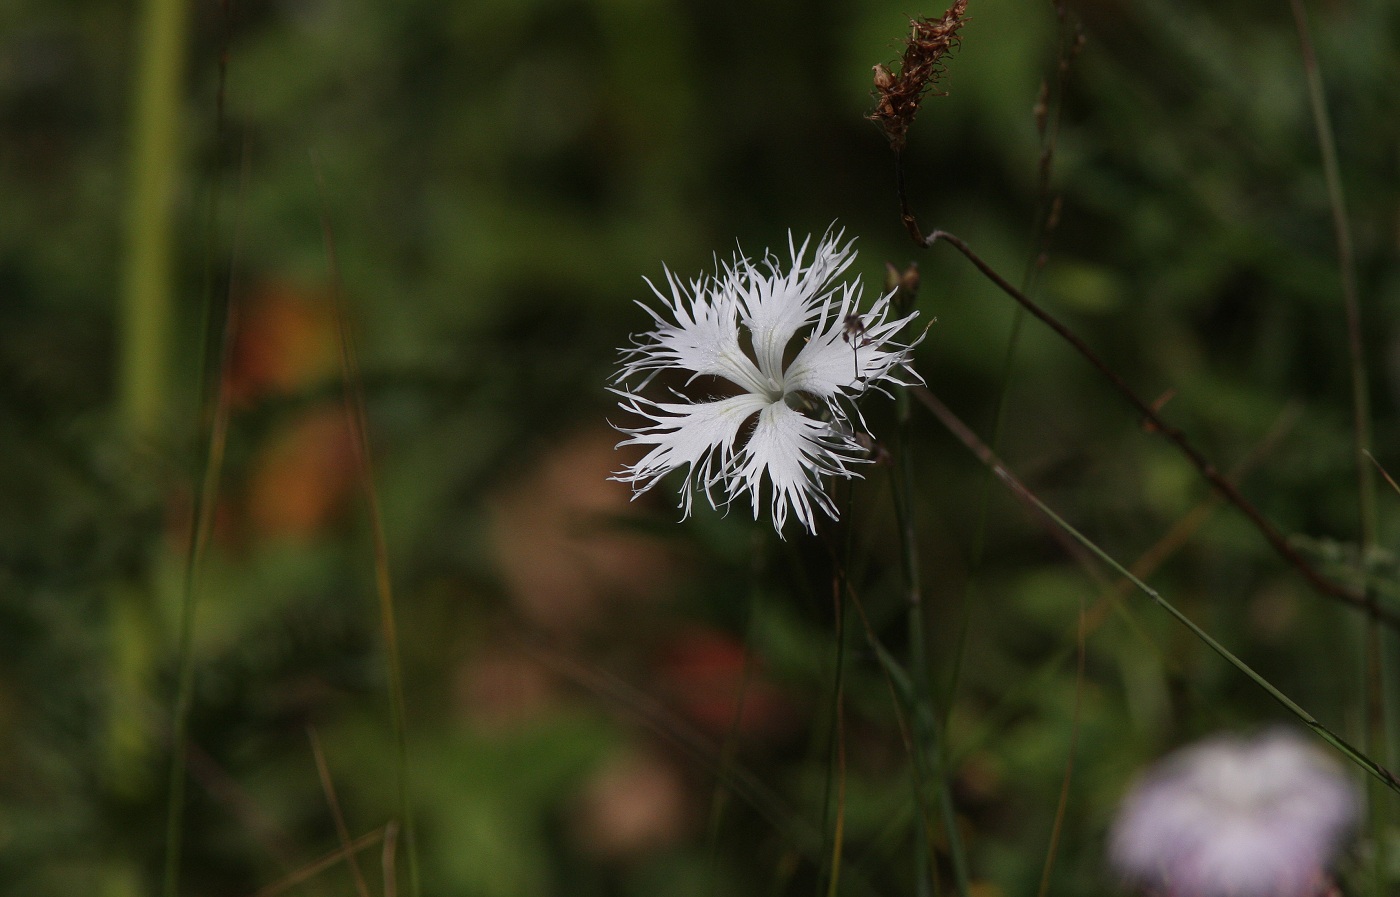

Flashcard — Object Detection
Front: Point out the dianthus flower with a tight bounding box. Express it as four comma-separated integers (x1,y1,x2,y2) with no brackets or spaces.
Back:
611,230,921,535
1109,729,1358,897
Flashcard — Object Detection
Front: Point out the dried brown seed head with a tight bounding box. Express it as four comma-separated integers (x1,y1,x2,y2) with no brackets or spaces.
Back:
867,0,969,151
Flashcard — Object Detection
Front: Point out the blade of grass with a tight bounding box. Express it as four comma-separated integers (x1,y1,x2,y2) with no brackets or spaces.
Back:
892,388,968,897
308,728,371,897
821,574,848,897
705,533,763,896
831,505,941,884
1289,4,1393,892
1035,597,1085,897
312,154,419,897
911,229,1400,630
948,403,1302,769
382,820,400,897
245,827,390,897
946,4,1085,721
914,384,1400,795
162,281,235,897
161,43,244,893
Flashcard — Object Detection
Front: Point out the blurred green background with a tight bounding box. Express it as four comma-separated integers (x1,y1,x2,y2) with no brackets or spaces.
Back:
2,0,1399,894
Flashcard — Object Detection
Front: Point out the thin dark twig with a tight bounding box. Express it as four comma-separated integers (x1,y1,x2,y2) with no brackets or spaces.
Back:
164,12,242,889
244,827,389,897
308,728,372,897
312,153,419,896
913,383,1400,794
908,227,1395,628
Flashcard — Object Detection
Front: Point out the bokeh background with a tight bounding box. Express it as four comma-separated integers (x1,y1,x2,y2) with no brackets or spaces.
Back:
3,0,1399,894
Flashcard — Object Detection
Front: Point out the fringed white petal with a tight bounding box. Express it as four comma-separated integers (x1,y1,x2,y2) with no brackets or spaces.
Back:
736,231,856,384
611,391,768,518
611,227,922,535
784,288,923,400
733,402,866,535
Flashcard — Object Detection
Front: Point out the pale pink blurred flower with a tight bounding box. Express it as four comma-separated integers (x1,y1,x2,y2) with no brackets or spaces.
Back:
1109,729,1358,897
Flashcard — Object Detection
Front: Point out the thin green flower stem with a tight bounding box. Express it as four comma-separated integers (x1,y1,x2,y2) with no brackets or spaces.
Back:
313,158,419,897
913,228,1400,630
890,389,969,897
161,31,240,894
857,613,968,897
821,569,849,897
1288,0,1375,554
832,532,944,890
119,0,187,441
163,297,234,897
914,384,1400,795
1035,597,1084,897
1287,4,1392,891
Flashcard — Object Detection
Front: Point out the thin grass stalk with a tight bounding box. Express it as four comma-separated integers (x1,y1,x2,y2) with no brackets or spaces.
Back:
821,575,849,897
163,297,234,897
891,389,969,897
313,158,420,897
247,827,390,897
1288,3,1393,892
914,229,1400,628
841,587,931,877
1035,599,1085,897
161,60,242,896
119,0,187,441
914,384,1400,796
308,728,372,897
952,405,1300,770
945,51,1069,717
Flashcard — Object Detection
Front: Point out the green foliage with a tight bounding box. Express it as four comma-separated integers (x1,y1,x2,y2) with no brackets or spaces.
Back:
2,0,1399,894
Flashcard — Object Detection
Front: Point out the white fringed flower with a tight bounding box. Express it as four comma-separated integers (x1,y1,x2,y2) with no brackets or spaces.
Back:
611,230,920,535
1109,729,1358,897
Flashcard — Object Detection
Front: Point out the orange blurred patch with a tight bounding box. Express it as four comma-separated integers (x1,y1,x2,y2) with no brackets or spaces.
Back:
245,407,356,540
227,280,338,406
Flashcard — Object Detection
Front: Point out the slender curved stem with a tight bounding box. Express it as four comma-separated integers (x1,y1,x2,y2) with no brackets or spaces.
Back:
905,226,1396,629
913,384,1400,795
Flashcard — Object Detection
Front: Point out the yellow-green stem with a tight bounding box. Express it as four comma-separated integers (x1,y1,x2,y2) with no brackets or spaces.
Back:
119,0,188,442
116,0,188,890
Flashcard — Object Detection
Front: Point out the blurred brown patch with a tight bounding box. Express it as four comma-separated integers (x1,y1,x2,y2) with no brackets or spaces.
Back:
452,644,557,731
654,626,799,743
570,747,690,860
1247,580,1300,643
211,279,357,544
245,407,357,540
226,279,338,407
490,428,678,634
